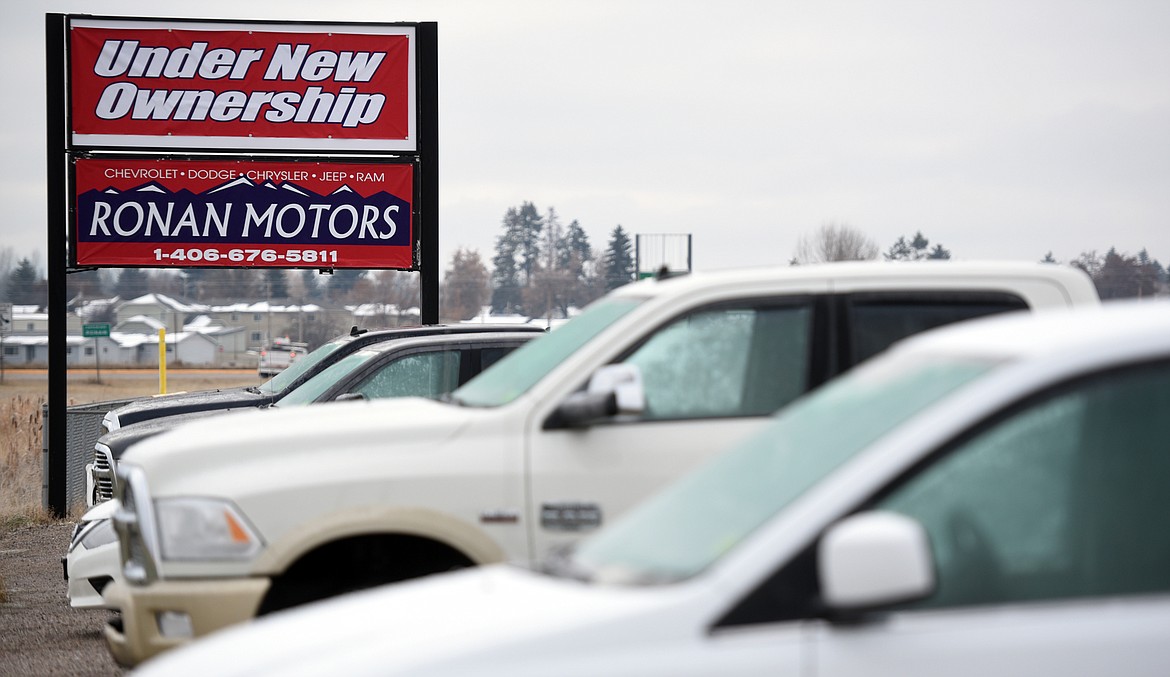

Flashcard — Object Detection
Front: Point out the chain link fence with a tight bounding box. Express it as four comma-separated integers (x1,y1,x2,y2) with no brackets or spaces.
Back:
43,399,139,513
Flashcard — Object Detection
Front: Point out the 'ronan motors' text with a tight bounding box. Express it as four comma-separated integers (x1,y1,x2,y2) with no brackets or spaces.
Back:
89,201,401,241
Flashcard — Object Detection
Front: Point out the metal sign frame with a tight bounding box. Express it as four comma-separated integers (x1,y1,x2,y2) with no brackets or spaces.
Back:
45,13,439,516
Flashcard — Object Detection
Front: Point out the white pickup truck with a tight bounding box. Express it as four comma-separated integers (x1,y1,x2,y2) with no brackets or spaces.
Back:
104,261,1099,666
136,301,1170,677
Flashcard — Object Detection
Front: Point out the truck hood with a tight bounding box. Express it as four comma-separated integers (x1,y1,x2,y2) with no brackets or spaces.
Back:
100,408,246,459
121,397,477,488
133,564,684,677
107,386,269,428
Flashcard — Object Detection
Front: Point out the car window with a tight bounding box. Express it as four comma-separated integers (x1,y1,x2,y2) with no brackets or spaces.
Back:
847,293,1028,364
257,337,348,394
274,350,380,406
569,356,995,585
879,361,1170,609
352,350,462,400
480,347,514,372
621,303,812,420
454,297,643,407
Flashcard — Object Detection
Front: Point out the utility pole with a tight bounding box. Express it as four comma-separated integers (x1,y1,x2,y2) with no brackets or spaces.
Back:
0,301,11,383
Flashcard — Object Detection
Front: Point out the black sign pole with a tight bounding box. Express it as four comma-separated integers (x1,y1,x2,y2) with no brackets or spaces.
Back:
45,13,68,517
418,22,439,325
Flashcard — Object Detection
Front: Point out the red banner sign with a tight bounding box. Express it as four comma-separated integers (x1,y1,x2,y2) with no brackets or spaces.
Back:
69,19,416,151
74,158,414,269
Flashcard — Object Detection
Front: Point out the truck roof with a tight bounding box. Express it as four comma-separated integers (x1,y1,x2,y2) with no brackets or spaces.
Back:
612,261,1097,303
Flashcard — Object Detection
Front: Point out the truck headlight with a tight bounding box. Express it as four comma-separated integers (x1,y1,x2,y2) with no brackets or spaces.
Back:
69,518,118,553
156,498,264,561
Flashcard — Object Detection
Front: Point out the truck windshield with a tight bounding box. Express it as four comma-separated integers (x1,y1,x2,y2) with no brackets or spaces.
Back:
565,355,996,585
256,338,348,395
452,297,644,407
274,350,381,406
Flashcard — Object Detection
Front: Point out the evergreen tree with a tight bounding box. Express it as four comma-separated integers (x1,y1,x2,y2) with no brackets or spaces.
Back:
910,231,929,253
491,207,525,313
602,225,636,292
927,244,952,260
326,269,366,302
114,267,150,300
265,269,289,300
884,236,914,261
180,269,210,301
884,231,951,261
558,219,594,273
7,258,44,305
66,268,105,302
1136,248,1167,286
1096,248,1141,299
1073,247,1165,299
556,219,601,311
514,202,544,286
298,269,323,302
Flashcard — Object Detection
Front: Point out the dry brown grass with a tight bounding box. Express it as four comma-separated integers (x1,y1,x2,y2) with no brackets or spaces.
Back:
0,395,47,519
0,370,261,524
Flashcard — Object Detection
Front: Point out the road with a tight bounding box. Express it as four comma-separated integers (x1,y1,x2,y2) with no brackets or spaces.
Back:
1,368,256,381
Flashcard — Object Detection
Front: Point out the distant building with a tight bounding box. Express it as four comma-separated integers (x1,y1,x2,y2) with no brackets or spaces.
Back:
347,303,421,328
2,296,311,368
3,293,574,368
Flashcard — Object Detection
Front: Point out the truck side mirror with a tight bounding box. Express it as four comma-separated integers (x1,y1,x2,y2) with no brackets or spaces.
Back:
818,511,935,612
548,364,646,429
588,363,645,414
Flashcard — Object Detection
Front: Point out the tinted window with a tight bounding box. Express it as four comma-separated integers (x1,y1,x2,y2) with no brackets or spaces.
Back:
848,294,1028,364
879,361,1170,608
622,304,812,420
480,347,514,372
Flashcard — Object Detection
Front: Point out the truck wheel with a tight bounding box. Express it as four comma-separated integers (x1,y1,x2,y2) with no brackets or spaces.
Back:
258,534,475,615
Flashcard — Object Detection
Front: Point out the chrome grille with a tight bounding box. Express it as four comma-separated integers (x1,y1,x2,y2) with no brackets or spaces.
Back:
92,447,116,504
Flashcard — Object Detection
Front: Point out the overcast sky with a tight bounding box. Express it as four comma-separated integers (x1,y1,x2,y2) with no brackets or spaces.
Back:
3,0,1169,278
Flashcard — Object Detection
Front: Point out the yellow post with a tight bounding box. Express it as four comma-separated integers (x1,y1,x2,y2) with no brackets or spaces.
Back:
158,328,167,394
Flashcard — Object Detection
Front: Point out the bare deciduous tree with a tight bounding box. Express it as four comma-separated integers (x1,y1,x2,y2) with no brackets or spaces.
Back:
793,222,879,264
442,248,491,321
